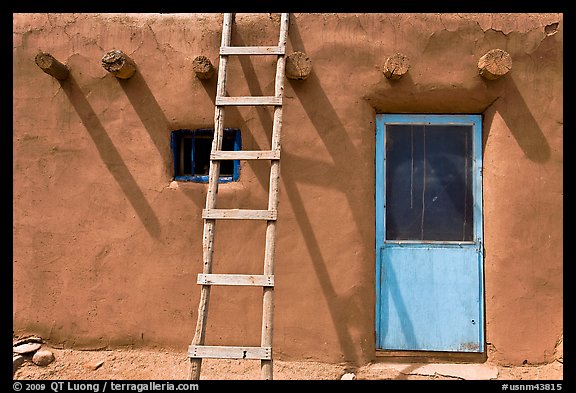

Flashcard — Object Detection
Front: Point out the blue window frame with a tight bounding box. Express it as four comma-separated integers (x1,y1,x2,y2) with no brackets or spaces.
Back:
171,128,241,183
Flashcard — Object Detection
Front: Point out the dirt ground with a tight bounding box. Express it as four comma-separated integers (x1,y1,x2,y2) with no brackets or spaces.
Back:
13,345,563,381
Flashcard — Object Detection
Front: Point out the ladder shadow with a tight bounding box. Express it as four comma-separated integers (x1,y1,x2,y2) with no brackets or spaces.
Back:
59,75,161,239
205,16,371,365
378,251,418,351
280,170,364,366
280,73,373,366
277,16,375,365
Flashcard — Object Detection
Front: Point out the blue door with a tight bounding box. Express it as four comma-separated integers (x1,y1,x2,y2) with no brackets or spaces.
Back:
375,114,484,352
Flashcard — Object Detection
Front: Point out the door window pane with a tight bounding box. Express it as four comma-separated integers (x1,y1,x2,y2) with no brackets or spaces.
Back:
385,124,473,241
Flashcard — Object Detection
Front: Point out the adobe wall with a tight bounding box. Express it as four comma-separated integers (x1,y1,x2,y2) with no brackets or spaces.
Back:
13,13,563,367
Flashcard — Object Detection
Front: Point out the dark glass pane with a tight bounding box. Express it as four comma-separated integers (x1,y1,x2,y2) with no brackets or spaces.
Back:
220,132,235,176
193,136,211,176
385,124,473,241
182,137,193,175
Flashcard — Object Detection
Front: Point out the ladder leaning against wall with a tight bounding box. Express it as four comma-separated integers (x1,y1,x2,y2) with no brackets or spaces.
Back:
187,12,290,380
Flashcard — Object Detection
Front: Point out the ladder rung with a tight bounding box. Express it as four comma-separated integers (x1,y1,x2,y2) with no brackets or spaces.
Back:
211,150,280,160
203,209,277,220
197,274,274,287
220,46,285,55
216,96,282,106
188,345,272,360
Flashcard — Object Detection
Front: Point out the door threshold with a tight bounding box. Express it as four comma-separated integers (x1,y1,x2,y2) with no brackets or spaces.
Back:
376,350,487,364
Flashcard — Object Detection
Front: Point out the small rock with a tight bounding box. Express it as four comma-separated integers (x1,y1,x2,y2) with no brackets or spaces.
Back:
85,360,104,370
341,372,356,380
13,336,43,347
13,355,25,375
13,342,42,354
32,350,55,366
168,181,179,190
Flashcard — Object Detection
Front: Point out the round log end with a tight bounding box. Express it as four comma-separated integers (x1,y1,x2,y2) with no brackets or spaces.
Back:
35,52,54,69
35,51,69,80
102,50,137,79
192,55,215,80
478,49,512,80
285,51,312,80
383,53,410,80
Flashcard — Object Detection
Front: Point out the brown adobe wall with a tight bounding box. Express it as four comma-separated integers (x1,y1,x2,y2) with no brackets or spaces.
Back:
13,13,562,367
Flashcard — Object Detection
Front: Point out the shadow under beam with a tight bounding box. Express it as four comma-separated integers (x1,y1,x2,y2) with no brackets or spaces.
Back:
117,72,172,177
480,75,551,164
284,15,374,364
60,76,161,239
498,76,551,163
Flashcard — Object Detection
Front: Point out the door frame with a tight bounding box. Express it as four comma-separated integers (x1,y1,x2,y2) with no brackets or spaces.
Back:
375,114,485,354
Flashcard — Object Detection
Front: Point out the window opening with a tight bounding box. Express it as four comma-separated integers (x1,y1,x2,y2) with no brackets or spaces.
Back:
171,128,241,183
385,124,474,242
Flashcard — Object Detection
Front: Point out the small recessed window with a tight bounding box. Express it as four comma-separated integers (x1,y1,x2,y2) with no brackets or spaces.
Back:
171,128,241,183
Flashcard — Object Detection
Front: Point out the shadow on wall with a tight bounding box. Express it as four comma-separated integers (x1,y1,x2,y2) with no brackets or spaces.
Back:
281,16,376,365
282,72,369,366
482,76,551,163
60,75,161,239
378,251,417,351
116,72,172,178
283,15,552,364
192,16,371,365
194,39,274,197
364,58,550,164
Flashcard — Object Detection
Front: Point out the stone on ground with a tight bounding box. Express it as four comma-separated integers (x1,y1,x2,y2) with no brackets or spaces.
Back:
13,342,42,355
33,350,55,366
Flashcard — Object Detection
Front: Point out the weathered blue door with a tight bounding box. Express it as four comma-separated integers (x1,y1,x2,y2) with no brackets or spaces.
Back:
375,114,484,352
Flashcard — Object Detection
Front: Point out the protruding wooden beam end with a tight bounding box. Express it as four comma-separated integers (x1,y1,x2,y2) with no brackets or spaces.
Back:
192,55,215,80
478,49,512,80
101,49,137,79
383,53,410,80
35,52,69,80
285,51,312,80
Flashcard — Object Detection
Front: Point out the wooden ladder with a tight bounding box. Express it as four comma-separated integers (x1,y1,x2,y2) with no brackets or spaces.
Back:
188,13,290,381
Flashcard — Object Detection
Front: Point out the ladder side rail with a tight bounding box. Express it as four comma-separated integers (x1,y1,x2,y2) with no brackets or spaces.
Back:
260,12,290,381
189,12,234,381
